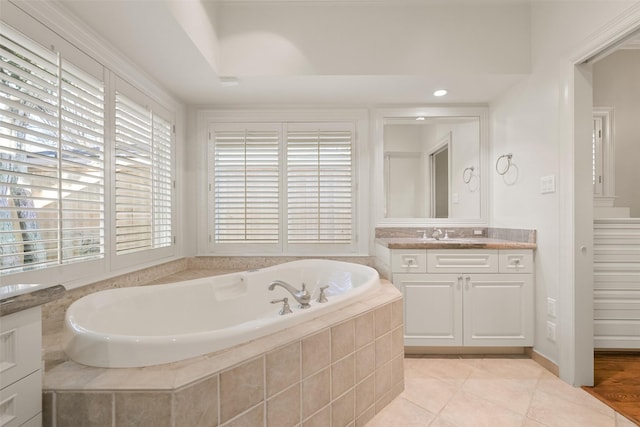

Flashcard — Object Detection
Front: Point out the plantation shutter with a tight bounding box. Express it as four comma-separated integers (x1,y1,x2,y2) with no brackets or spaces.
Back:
212,127,280,244
1,25,105,273
60,61,105,263
152,115,173,248
286,125,353,244
114,92,172,255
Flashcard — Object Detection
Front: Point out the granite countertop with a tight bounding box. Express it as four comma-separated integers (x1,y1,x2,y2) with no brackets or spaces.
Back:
0,284,66,316
376,237,537,250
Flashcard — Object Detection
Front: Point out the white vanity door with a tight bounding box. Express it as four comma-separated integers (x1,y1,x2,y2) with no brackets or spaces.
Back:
463,273,534,346
395,273,463,346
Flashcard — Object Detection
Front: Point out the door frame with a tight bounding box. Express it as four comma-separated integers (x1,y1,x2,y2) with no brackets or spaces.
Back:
562,4,640,386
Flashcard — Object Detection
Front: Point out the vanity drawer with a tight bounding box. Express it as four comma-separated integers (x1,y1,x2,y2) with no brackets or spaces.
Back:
0,369,41,427
499,250,534,273
0,307,41,390
427,250,499,273
391,249,427,273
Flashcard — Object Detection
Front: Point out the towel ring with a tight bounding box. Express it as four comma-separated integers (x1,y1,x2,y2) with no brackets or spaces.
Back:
463,166,474,184
496,154,513,175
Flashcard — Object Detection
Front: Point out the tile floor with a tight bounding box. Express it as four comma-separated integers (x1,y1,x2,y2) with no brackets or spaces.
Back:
367,356,638,427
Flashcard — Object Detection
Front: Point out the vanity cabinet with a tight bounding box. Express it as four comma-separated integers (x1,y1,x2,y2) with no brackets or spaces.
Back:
0,307,42,427
391,249,534,347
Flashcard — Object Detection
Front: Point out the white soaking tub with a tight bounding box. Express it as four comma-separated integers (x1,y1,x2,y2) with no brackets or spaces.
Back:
65,259,380,368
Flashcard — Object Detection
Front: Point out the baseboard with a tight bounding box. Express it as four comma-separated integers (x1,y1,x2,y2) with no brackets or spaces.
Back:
526,347,559,376
405,346,527,356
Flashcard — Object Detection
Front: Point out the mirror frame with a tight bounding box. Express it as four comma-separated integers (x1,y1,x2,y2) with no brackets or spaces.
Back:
373,106,489,227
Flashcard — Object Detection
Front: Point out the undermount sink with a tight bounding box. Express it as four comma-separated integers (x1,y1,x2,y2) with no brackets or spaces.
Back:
0,283,52,299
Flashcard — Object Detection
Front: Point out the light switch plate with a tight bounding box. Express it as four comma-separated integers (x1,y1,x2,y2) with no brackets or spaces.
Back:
540,175,556,194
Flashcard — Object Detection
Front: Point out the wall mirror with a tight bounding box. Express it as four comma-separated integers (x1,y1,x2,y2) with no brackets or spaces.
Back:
374,107,488,226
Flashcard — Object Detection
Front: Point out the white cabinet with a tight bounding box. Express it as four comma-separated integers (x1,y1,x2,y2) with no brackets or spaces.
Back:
391,249,534,347
0,307,42,426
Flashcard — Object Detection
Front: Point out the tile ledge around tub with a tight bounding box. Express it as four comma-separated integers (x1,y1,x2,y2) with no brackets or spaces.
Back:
43,280,401,393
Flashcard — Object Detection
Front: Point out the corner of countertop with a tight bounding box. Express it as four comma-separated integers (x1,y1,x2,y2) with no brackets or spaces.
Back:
0,284,66,317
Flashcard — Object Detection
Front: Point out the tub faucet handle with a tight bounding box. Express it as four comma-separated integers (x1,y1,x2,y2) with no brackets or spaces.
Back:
317,285,329,303
271,297,293,315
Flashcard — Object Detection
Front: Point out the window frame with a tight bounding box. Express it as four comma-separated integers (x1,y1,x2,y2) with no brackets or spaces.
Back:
592,107,615,201
1,9,179,285
284,121,356,253
1,21,107,281
208,122,283,254
199,109,369,256
110,77,176,271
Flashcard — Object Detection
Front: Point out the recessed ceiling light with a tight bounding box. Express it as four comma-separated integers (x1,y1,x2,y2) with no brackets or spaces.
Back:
416,116,425,121
433,89,448,97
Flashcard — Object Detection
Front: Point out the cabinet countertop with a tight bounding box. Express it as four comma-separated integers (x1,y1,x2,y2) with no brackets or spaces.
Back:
0,284,65,316
376,237,537,250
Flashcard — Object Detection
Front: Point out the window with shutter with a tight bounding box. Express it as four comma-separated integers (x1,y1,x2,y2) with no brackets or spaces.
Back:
1,26,105,274
211,125,280,245
114,92,172,255
286,126,353,245
209,121,355,254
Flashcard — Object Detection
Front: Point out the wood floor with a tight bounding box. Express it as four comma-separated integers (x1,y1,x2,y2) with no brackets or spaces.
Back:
583,352,640,426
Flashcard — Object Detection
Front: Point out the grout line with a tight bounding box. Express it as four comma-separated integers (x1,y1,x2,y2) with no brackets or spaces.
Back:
263,354,267,427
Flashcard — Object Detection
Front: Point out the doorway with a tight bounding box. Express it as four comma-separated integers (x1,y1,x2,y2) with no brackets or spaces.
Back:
569,9,640,388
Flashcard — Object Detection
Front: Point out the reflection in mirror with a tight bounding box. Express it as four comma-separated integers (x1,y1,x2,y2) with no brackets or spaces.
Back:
431,133,450,218
383,116,480,219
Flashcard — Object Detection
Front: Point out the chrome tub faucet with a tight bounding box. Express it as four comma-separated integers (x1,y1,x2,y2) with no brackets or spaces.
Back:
268,280,311,309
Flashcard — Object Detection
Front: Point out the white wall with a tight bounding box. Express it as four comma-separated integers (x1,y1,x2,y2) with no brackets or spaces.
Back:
593,50,640,217
490,1,638,383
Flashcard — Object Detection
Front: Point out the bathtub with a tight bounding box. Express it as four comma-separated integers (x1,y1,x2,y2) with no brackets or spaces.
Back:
65,259,380,368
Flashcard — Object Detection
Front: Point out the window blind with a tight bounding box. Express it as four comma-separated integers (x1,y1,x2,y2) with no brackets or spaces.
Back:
60,61,105,263
286,129,353,244
114,92,172,255
212,129,280,243
0,27,105,274
152,114,173,248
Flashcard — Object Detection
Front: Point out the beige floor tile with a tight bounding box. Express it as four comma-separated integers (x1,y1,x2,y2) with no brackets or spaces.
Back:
401,375,458,414
527,389,616,427
615,413,639,427
368,358,633,427
404,357,474,386
462,369,537,415
535,371,616,417
438,389,524,427
470,357,545,381
367,397,435,427
427,417,461,427
522,417,550,427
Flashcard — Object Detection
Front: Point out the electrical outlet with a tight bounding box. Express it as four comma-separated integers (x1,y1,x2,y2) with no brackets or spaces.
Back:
546,321,556,342
547,297,557,318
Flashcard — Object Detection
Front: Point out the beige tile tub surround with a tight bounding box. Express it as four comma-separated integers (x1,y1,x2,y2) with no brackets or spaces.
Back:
43,278,403,426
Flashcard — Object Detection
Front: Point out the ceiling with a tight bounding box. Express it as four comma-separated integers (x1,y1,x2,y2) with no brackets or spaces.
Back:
55,0,534,106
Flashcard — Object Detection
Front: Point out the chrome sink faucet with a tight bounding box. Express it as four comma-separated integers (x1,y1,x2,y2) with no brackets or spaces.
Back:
268,280,311,309
432,228,443,240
